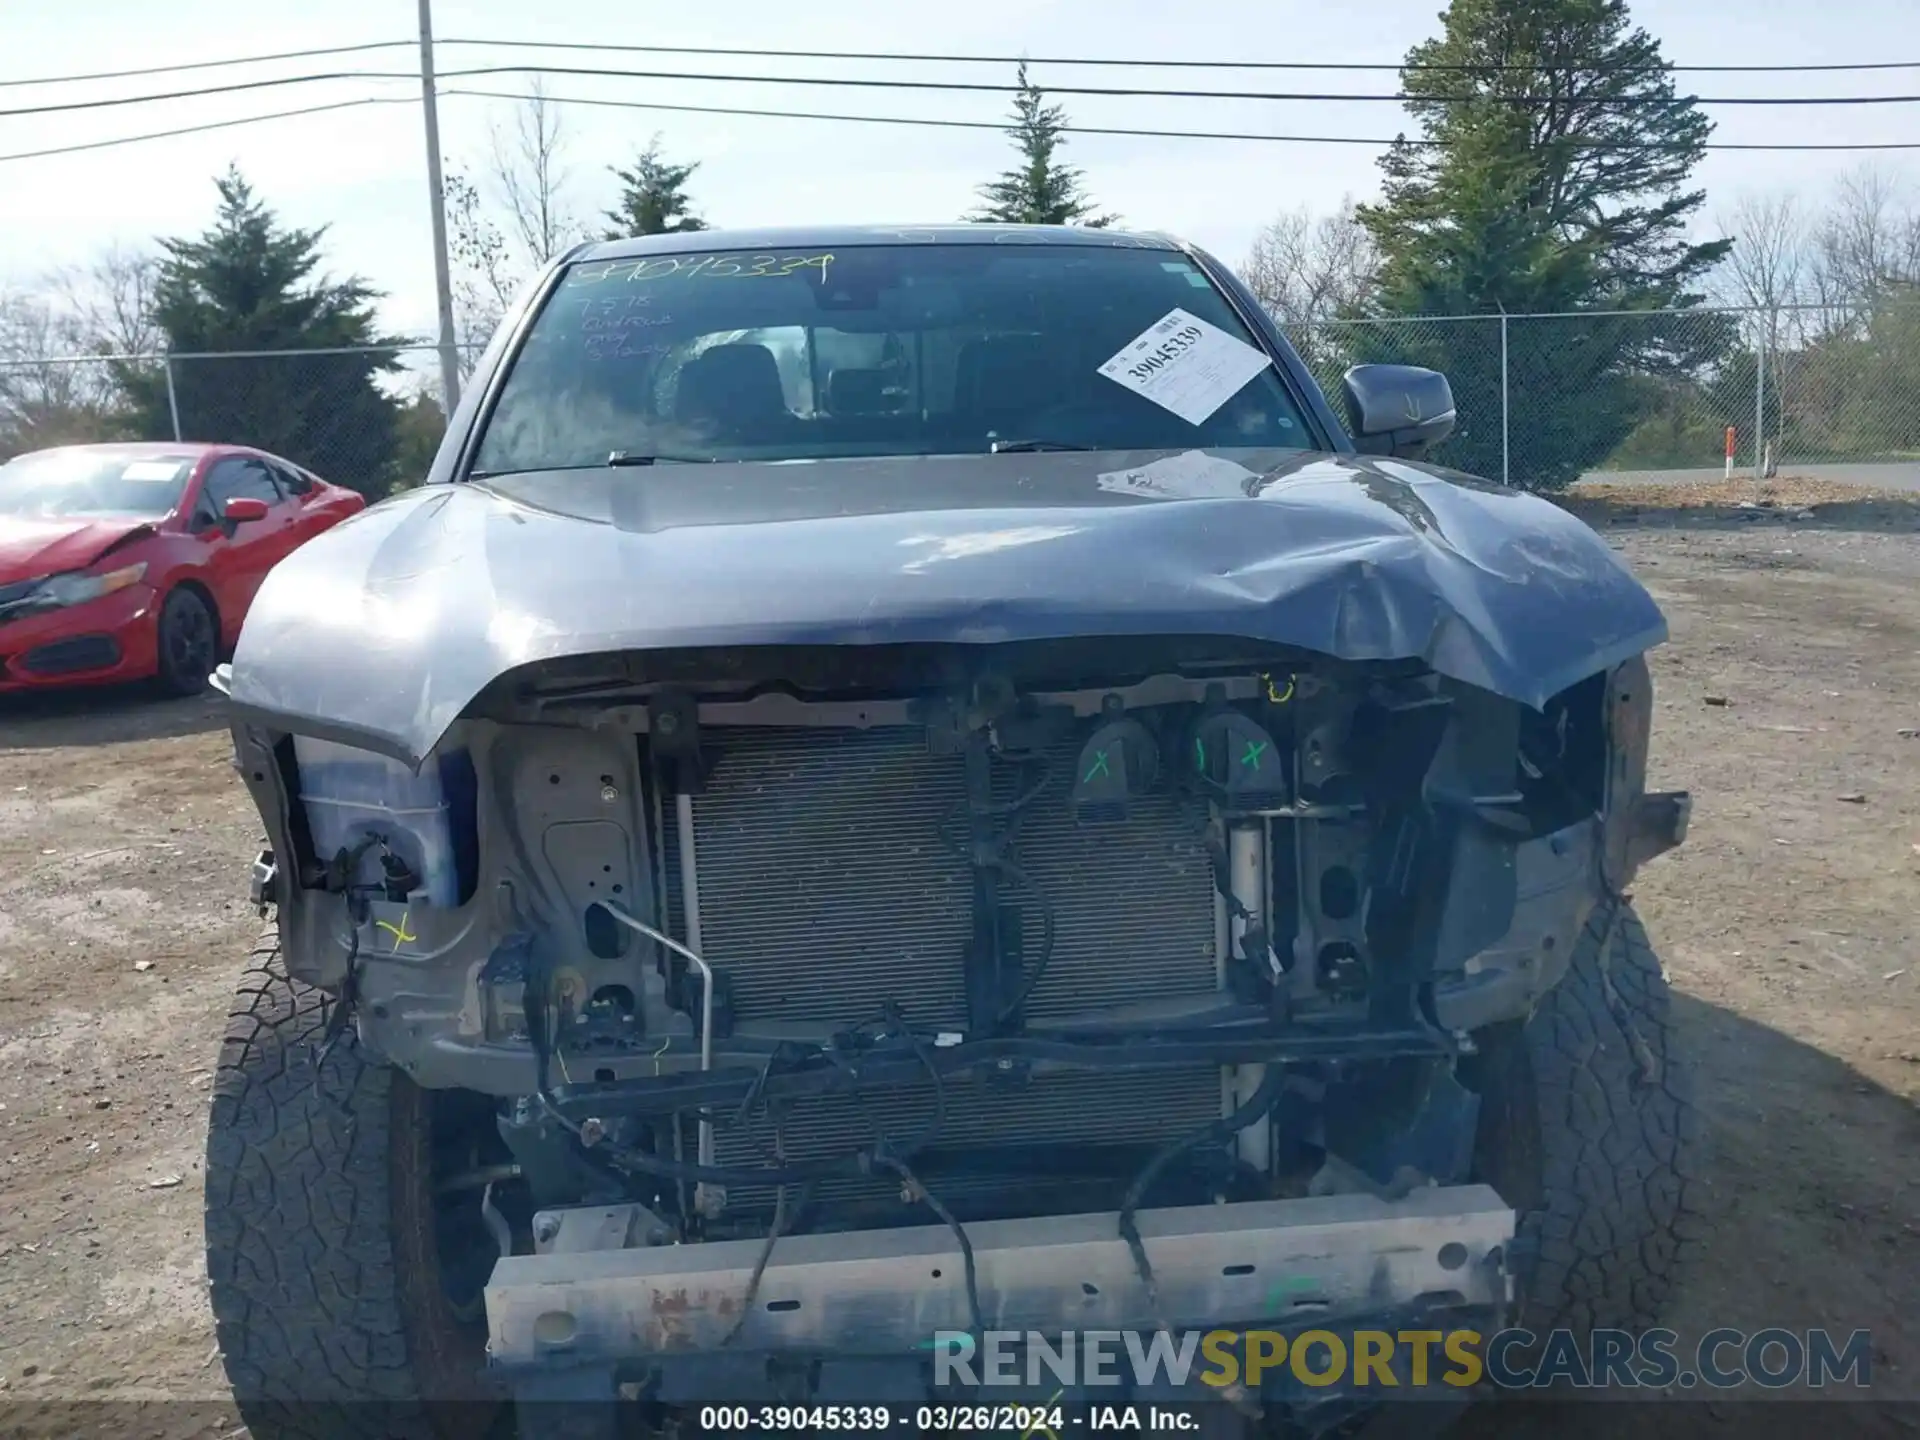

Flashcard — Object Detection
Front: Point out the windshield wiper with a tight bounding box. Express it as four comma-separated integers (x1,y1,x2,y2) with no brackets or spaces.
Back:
987,437,1096,454
607,448,717,467
467,460,640,481
466,452,717,480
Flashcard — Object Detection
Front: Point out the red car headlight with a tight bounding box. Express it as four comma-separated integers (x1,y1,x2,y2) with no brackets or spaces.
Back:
35,561,149,609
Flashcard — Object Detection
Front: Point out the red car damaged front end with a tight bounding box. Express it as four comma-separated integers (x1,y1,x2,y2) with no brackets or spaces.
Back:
0,517,164,691
0,440,367,696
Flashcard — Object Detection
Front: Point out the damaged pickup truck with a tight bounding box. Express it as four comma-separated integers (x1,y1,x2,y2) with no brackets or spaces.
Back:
204,224,1693,1438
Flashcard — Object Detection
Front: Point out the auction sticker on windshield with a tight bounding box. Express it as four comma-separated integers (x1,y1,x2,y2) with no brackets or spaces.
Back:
122,461,185,481
1098,308,1274,426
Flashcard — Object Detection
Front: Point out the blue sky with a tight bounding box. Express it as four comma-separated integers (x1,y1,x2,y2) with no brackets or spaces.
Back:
2,0,1915,344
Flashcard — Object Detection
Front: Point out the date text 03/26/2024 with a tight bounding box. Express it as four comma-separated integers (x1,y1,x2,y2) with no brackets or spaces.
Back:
695,1408,1194,1433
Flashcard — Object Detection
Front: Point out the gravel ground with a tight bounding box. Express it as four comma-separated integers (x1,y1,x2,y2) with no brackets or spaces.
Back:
0,499,1915,1436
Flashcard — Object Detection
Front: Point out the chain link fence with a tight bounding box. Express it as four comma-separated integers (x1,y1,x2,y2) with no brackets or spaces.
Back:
5,302,1917,493
0,352,170,454
0,343,462,497
1298,298,1920,488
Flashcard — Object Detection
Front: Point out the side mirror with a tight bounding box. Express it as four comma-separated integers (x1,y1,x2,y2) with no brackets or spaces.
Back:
222,497,270,526
1341,364,1457,461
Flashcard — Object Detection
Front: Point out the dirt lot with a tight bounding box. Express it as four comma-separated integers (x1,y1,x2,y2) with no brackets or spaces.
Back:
0,494,1915,1436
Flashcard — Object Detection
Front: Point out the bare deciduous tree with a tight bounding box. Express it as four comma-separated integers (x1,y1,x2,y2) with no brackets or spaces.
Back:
1817,167,1920,297
1796,166,1920,337
443,85,589,372
1242,198,1380,333
445,170,515,373
0,245,164,455
489,81,583,269
1707,169,1920,350
47,244,163,357
1712,190,1810,348
0,289,131,457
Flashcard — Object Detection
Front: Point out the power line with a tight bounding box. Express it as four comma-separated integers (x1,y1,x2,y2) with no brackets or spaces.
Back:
6,35,1913,87
443,85,1920,152
439,36,1920,77
0,70,421,119
2,86,1914,167
0,40,413,89
435,64,1920,106
7,61,1920,121
0,96,413,164
440,87,1397,145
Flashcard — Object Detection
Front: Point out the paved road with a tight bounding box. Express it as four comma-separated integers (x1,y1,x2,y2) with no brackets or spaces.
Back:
1580,461,1920,492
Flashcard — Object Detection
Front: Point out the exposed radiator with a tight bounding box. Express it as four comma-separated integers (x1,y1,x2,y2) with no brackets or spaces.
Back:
659,724,1229,1217
659,725,1222,1029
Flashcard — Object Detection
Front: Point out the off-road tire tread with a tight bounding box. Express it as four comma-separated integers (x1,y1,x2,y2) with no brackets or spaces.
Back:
204,932,438,1440
1513,901,1702,1335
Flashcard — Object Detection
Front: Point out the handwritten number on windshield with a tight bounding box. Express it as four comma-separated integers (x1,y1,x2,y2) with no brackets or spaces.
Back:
567,254,834,286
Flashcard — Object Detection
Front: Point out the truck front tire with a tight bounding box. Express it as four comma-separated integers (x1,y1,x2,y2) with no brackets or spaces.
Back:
1472,900,1701,1340
204,934,503,1440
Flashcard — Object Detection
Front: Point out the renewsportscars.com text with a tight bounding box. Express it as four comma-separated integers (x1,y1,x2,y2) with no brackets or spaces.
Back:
931,1328,1874,1391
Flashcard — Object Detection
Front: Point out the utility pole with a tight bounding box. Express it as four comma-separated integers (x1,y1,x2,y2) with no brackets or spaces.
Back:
418,0,462,414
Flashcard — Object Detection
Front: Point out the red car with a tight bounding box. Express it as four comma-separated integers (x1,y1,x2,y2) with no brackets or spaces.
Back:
0,442,365,696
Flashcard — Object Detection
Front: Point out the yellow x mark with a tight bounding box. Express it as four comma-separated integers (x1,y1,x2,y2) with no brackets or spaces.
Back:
375,912,416,951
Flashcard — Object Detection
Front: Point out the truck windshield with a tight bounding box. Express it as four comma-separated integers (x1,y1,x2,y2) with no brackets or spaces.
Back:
469,243,1315,475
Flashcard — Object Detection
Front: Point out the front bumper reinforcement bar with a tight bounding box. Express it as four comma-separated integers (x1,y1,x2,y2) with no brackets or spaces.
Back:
484,1184,1515,1369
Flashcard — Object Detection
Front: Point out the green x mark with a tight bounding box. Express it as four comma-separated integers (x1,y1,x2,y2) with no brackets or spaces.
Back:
1241,739,1269,770
1084,749,1111,783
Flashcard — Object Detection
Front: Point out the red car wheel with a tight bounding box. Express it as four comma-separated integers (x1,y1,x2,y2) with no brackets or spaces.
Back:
155,587,218,697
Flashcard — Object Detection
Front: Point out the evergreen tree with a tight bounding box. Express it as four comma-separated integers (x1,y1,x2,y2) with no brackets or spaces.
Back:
604,138,709,238
390,388,448,491
1351,0,1734,489
970,64,1115,227
119,169,404,496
